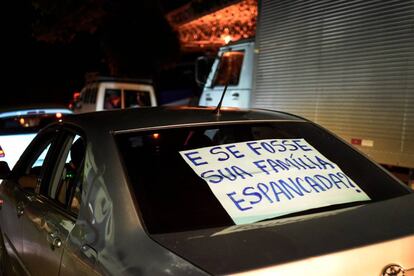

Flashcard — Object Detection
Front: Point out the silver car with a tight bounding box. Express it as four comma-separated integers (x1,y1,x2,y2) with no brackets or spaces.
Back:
0,107,413,275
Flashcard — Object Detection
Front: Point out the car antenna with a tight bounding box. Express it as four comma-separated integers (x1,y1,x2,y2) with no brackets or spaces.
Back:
213,83,229,117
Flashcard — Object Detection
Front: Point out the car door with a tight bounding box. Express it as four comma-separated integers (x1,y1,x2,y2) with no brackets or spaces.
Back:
0,126,61,275
20,129,87,275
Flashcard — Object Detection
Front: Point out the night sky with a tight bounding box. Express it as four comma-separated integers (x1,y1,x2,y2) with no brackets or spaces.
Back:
3,0,205,109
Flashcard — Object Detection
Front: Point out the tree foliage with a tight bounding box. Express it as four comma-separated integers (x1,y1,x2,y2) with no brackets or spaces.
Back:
31,0,180,76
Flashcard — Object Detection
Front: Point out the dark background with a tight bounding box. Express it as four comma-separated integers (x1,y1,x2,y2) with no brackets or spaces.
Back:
3,0,217,108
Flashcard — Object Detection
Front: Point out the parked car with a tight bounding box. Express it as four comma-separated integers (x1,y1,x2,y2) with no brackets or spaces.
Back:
0,106,73,169
0,106,413,275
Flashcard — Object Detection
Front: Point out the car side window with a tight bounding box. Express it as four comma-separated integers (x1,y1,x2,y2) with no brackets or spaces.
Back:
47,134,85,215
31,144,50,169
104,89,122,109
124,90,151,107
18,139,55,193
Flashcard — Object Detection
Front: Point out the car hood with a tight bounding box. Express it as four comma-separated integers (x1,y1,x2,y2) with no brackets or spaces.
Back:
152,193,414,275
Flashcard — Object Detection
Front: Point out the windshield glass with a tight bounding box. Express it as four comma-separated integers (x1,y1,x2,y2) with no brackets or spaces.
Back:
213,51,244,86
124,90,152,108
0,110,70,135
115,122,409,234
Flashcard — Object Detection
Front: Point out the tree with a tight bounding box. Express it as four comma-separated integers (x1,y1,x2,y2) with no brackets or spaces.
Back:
32,0,180,76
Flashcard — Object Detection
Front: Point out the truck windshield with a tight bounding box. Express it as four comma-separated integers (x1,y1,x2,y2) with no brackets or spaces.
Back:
115,122,409,234
213,51,244,86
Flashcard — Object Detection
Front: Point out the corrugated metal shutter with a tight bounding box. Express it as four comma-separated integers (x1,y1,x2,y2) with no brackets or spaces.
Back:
253,0,414,168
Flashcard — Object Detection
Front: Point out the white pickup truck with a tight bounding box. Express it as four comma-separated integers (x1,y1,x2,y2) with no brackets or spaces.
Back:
0,107,72,169
72,76,157,113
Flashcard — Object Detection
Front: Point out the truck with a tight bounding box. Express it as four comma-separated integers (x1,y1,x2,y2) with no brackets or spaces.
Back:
198,39,255,109
198,0,414,184
72,75,157,113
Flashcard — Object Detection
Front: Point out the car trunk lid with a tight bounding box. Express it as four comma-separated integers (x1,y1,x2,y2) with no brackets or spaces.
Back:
151,193,414,275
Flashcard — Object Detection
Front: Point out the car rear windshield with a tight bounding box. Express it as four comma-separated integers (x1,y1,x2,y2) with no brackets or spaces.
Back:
115,122,409,234
0,113,66,135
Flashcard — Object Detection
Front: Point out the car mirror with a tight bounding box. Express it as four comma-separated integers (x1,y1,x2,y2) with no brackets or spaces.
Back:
0,161,11,179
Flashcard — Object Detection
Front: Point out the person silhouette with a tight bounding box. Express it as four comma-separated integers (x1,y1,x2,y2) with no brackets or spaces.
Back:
104,92,121,109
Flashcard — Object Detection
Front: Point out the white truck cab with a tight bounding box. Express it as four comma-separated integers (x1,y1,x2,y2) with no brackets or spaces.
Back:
73,77,157,113
198,40,254,108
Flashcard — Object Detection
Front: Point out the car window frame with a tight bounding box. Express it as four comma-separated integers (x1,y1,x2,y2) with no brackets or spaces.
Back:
51,135,85,212
47,134,76,205
12,124,87,220
11,127,63,193
39,126,86,219
61,127,87,218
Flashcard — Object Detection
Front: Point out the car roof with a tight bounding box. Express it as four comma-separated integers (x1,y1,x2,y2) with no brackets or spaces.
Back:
63,106,306,133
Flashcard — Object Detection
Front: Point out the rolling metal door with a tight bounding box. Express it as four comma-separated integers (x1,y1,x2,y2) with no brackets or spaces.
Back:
253,0,414,168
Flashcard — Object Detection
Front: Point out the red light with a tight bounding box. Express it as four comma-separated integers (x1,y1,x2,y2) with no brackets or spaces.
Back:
152,133,160,139
351,138,362,146
73,91,81,101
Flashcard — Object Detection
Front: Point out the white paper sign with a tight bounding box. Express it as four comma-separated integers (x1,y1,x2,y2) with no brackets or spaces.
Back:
180,138,370,225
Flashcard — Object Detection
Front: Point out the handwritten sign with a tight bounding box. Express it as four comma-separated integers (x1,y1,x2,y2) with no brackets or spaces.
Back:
180,138,370,225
